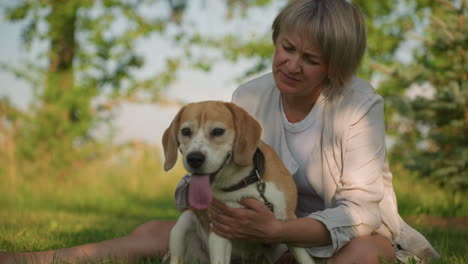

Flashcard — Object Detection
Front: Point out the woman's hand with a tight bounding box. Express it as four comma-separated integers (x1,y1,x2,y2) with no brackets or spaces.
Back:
208,198,283,243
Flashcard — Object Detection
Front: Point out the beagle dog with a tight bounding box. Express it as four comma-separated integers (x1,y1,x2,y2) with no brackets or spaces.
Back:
163,101,315,264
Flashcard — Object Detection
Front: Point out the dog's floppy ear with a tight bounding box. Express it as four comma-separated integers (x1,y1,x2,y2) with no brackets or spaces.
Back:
225,102,262,167
162,106,185,171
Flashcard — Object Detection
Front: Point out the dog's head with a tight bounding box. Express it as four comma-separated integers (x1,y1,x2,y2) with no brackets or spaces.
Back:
162,101,262,173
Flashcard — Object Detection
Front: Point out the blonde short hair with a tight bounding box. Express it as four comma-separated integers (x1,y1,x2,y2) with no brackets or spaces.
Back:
272,0,367,97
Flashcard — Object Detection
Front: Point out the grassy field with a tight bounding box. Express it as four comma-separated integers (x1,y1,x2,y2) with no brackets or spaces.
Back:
0,146,467,263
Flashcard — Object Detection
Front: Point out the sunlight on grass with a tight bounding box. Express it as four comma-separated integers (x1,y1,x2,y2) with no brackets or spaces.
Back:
0,143,184,255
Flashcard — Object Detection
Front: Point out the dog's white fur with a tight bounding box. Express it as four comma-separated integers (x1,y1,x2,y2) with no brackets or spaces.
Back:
163,101,315,264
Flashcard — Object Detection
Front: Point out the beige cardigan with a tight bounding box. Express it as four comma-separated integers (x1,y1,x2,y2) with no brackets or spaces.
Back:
230,73,439,263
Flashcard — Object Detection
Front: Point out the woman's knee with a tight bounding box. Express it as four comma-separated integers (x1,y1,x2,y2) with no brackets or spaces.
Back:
131,220,176,237
329,234,396,264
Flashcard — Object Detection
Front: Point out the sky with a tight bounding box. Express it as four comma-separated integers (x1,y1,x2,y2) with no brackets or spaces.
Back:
0,0,282,146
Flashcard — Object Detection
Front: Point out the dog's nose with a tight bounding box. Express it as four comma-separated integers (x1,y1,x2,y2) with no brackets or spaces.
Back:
186,152,205,169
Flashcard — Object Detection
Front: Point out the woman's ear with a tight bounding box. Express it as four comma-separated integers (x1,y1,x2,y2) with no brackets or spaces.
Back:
224,102,262,167
162,106,185,171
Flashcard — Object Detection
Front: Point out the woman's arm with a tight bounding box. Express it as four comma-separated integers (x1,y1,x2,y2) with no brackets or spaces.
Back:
209,198,331,247
305,98,387,256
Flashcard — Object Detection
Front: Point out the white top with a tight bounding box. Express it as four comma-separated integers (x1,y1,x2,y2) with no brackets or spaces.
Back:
280,94,325,217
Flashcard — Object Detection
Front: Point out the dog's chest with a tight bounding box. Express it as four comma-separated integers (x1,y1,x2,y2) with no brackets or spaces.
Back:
212,182,288,220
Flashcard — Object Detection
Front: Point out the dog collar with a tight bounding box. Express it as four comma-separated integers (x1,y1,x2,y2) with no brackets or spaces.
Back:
220,148,265,192
220,148,274,212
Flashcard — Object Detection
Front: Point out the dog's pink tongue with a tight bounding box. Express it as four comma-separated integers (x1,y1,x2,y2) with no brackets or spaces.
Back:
189,174,212,210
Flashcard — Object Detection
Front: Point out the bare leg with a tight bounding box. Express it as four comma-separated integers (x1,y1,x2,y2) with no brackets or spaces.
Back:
0,220,176,264
327,234,396,264
273,234,396,264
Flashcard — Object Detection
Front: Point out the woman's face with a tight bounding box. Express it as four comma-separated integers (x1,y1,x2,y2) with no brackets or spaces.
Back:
272,29,328,98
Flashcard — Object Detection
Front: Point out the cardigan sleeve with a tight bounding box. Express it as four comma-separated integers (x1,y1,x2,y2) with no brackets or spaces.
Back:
174,174,192,211
307,99,386,257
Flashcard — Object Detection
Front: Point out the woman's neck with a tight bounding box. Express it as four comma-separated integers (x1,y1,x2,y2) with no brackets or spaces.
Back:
281,88,322,123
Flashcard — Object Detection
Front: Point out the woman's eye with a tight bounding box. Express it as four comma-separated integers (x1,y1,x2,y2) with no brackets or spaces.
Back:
211,128,225,137
282,45,294,52
181,128,192,137
305,58,319,65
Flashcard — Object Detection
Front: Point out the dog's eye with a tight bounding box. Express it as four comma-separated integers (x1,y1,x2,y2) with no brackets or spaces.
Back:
181,127,192,137
211,128,225,137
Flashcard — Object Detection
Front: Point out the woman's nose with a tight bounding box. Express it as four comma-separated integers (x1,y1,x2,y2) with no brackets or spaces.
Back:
286,55,301,73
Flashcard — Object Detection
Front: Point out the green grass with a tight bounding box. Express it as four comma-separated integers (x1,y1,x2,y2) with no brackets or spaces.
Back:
0,145,182,263
0,148,467,263
392,163,467,218
392,163,468,263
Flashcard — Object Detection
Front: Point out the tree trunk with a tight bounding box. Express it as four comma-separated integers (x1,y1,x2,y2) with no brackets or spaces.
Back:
45,0,77,103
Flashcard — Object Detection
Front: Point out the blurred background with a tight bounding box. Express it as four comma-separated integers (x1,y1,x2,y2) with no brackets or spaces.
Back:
0,0,466,262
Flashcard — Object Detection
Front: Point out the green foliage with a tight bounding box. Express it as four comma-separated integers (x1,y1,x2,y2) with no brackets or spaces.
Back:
1,0,182,167
378,0,467,190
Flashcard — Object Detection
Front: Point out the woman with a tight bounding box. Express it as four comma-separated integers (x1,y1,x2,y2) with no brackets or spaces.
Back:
179,0,438,263
1,0,439,263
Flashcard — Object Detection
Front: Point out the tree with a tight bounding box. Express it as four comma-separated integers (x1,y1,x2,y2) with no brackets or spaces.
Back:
377,0,467,190
2,0,183,168
0,97,24,183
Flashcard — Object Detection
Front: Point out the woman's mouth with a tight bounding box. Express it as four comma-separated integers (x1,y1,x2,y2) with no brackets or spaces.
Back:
279,71,300,83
